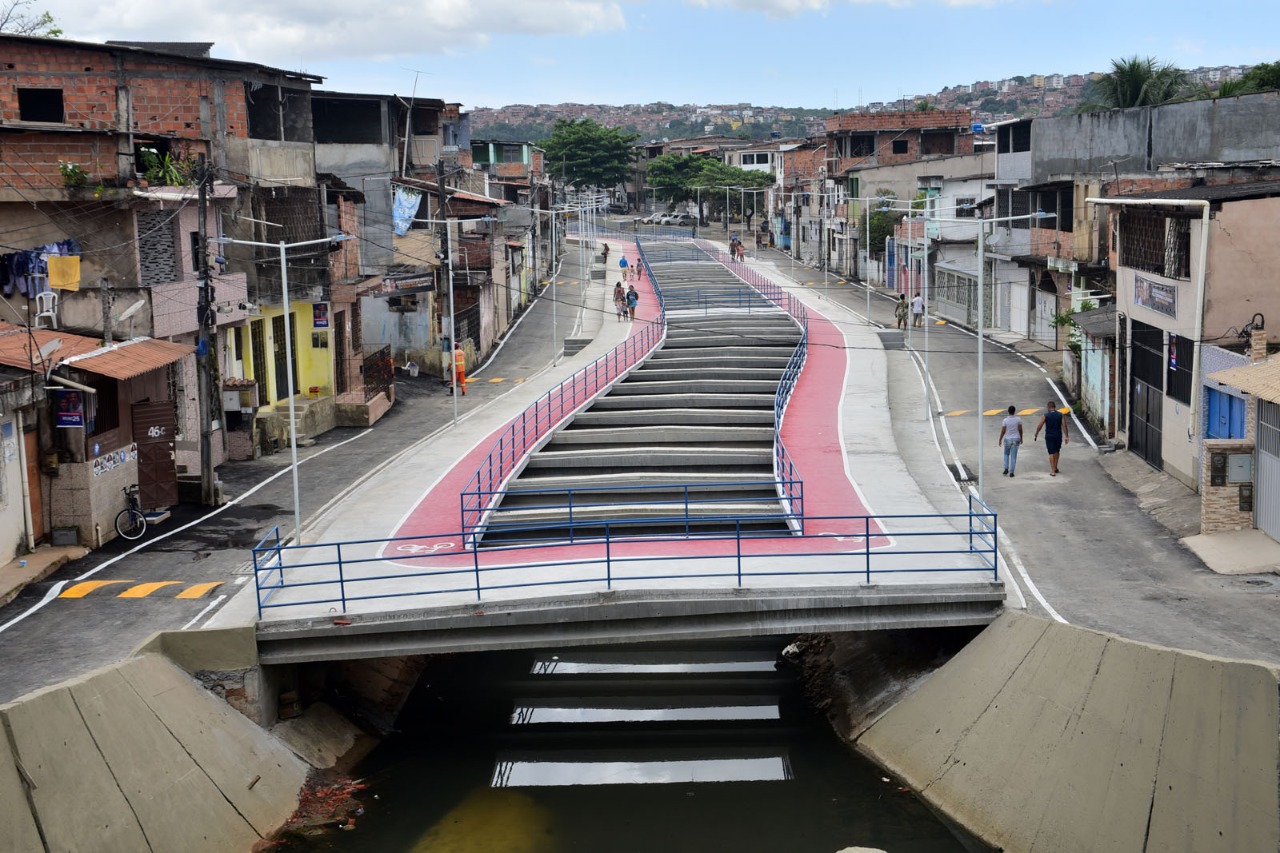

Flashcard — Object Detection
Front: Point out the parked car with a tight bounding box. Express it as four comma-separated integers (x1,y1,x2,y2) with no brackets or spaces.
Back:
638,212,664,225
607,203,628,215
670,213,696,227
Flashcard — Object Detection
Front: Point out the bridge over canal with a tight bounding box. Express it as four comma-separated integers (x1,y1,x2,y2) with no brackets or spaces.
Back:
248,236,1005,663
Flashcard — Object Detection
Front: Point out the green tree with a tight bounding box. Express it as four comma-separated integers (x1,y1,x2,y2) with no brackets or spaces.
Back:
645,153,705,209
0,0,60,35
1078,56,1190,111
1238,61,1280,93
861,191,899,256
540,118,638,189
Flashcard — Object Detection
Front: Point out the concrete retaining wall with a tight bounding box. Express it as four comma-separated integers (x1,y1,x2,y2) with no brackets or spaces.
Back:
857,611,1279,853
0,653,308,853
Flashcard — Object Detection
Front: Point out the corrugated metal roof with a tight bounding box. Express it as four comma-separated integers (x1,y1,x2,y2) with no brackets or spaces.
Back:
1207,359,1280,404
1071,304,1117,339
0,325,105,372
1119,180,1280,203
64,337,194,380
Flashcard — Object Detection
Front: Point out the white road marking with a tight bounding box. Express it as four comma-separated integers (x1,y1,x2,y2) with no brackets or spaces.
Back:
183,595,227,630
0,429,374,636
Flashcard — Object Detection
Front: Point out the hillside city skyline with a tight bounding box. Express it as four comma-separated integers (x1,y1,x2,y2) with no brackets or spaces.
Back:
471,62,1255,143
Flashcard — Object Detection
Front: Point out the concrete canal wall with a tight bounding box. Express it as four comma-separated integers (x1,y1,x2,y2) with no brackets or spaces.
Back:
0,651,308,853
855,611,1280,853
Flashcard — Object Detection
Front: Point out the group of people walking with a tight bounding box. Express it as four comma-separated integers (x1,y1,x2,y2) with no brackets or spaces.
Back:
998,402,1069,478
894,292,925,330
613,281,639,322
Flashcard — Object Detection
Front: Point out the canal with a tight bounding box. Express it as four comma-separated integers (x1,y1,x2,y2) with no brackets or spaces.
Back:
281,639,989,852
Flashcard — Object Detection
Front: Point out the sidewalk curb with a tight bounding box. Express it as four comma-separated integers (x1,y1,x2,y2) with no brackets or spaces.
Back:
0,549,86,608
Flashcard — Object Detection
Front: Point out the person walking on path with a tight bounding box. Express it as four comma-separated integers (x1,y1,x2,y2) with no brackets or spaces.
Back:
601,242,609,267
452,342,467,396
998,405,1023,478
613,282,627,322
1034,401,1069,475
895,294,908,330
626,283,639,320
911,291,924,327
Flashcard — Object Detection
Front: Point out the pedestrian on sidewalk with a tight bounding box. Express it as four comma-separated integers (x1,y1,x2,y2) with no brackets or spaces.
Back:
626,283,639,320
1034,401,1069,476
613,282,627,322
895,294,908,330
911,291,924,327
601,242,609,267
999,405,1023,478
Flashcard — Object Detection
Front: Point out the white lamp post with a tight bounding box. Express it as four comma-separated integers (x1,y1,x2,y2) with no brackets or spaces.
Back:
210,233,349,543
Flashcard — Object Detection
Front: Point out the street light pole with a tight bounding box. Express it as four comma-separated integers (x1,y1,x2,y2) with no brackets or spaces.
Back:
210,233,345,543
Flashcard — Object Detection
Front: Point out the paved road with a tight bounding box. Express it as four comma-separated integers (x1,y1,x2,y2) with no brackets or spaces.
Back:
4,242,1279,704
765,249,1280,664
0,253,594,704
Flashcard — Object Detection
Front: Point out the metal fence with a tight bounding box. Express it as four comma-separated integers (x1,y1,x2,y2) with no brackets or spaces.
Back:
252,494,999,616
362,345,393,403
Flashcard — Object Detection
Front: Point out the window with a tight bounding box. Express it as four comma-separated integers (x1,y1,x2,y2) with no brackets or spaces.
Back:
18,88,64,123
921,131,954,156
87,377,120,437
847,134,874,157
1119,210,1192,280
891,139,908,155
1206,389,1246,439
1011,190,1031,229
956,197,977,218
1166,333,1194,405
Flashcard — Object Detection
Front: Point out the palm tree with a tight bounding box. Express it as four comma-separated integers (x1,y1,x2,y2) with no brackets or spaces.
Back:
1078,56,1190,112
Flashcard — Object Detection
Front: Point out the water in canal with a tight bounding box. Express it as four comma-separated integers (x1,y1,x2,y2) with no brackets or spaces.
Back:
283,640,988,852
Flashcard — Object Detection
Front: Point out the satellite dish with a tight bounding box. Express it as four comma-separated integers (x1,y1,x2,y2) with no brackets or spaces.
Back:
116,299,145,322
984,231,1006,250
38,338,63,360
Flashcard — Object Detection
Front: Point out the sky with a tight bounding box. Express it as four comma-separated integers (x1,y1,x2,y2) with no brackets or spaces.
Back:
41,0,1280,111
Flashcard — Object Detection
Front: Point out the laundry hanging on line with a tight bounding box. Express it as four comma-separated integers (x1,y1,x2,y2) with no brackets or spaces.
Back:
0,239,83,297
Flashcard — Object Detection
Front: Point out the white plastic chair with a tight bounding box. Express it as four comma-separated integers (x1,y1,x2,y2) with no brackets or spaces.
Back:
33,289,58,329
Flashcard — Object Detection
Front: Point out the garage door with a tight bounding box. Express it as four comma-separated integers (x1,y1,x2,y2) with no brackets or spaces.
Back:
1257,402,1280,542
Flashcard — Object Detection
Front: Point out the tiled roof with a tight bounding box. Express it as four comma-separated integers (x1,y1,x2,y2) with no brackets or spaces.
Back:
0,325,193,379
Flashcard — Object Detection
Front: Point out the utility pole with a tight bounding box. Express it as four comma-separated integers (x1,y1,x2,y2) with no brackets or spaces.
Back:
100,278,114,345
196,154,217,505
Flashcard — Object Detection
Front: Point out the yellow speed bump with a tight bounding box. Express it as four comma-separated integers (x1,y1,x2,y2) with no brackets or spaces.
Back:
118,581,183,599
60,580,133,598
176,582,224,600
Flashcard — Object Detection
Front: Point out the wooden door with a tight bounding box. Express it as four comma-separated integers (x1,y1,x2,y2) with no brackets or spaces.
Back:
131,400,179,509
24,429,43,543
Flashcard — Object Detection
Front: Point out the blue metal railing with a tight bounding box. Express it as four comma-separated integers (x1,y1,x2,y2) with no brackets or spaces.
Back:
693,241,809,528
252,505,999,616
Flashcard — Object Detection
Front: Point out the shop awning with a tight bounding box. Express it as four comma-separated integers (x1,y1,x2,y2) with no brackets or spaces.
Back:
1208,359,1280,404
62,337,194,380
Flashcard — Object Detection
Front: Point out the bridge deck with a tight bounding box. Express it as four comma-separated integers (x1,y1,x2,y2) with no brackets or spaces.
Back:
251,239,1003,631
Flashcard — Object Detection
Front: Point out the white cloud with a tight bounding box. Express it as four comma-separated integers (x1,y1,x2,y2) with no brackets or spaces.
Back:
59,0,628,65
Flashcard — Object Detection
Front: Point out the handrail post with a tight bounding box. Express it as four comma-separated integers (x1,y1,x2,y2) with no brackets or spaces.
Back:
473,534,483,600
736,520,743,585
865,516,872,583
605,522,612,590
336,542,347,614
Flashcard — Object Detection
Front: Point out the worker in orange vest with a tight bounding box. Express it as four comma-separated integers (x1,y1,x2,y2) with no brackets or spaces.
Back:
453,342,467,395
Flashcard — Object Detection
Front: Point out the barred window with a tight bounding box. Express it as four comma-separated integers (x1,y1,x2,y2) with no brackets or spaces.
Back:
1167,332,1194,405
1119,210,1192,280
956,197,976,218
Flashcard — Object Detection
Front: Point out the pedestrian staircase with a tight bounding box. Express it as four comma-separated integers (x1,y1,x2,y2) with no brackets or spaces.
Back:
476,259,803,546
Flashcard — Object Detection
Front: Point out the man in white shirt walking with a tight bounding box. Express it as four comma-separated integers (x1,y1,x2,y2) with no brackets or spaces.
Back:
911,291,924,327
998,405,1024,478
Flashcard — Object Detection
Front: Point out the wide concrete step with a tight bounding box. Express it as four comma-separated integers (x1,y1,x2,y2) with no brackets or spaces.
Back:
625,367,784,382
484,501,788,526
522,447,771,469
640,355,792,370
606,379,779,395
549,425,775,444
569,409,776,427
587,393,776,410
663,334,799,349
506,471,779,490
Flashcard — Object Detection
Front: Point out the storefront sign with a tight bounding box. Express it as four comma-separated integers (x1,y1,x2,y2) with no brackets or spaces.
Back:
313,302,330,329
92,443,138,478
52,389,85,428
1134,274,1177,318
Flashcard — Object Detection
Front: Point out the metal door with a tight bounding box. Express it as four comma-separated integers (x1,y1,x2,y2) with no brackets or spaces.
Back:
334,310,348,395
24,429,43,543
131,400,178,509
271,313,297,403
1010,283,1030,336
1257,402,1280,541
250,320,268,406
1129,378,1163,470
1032,286,1057,347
